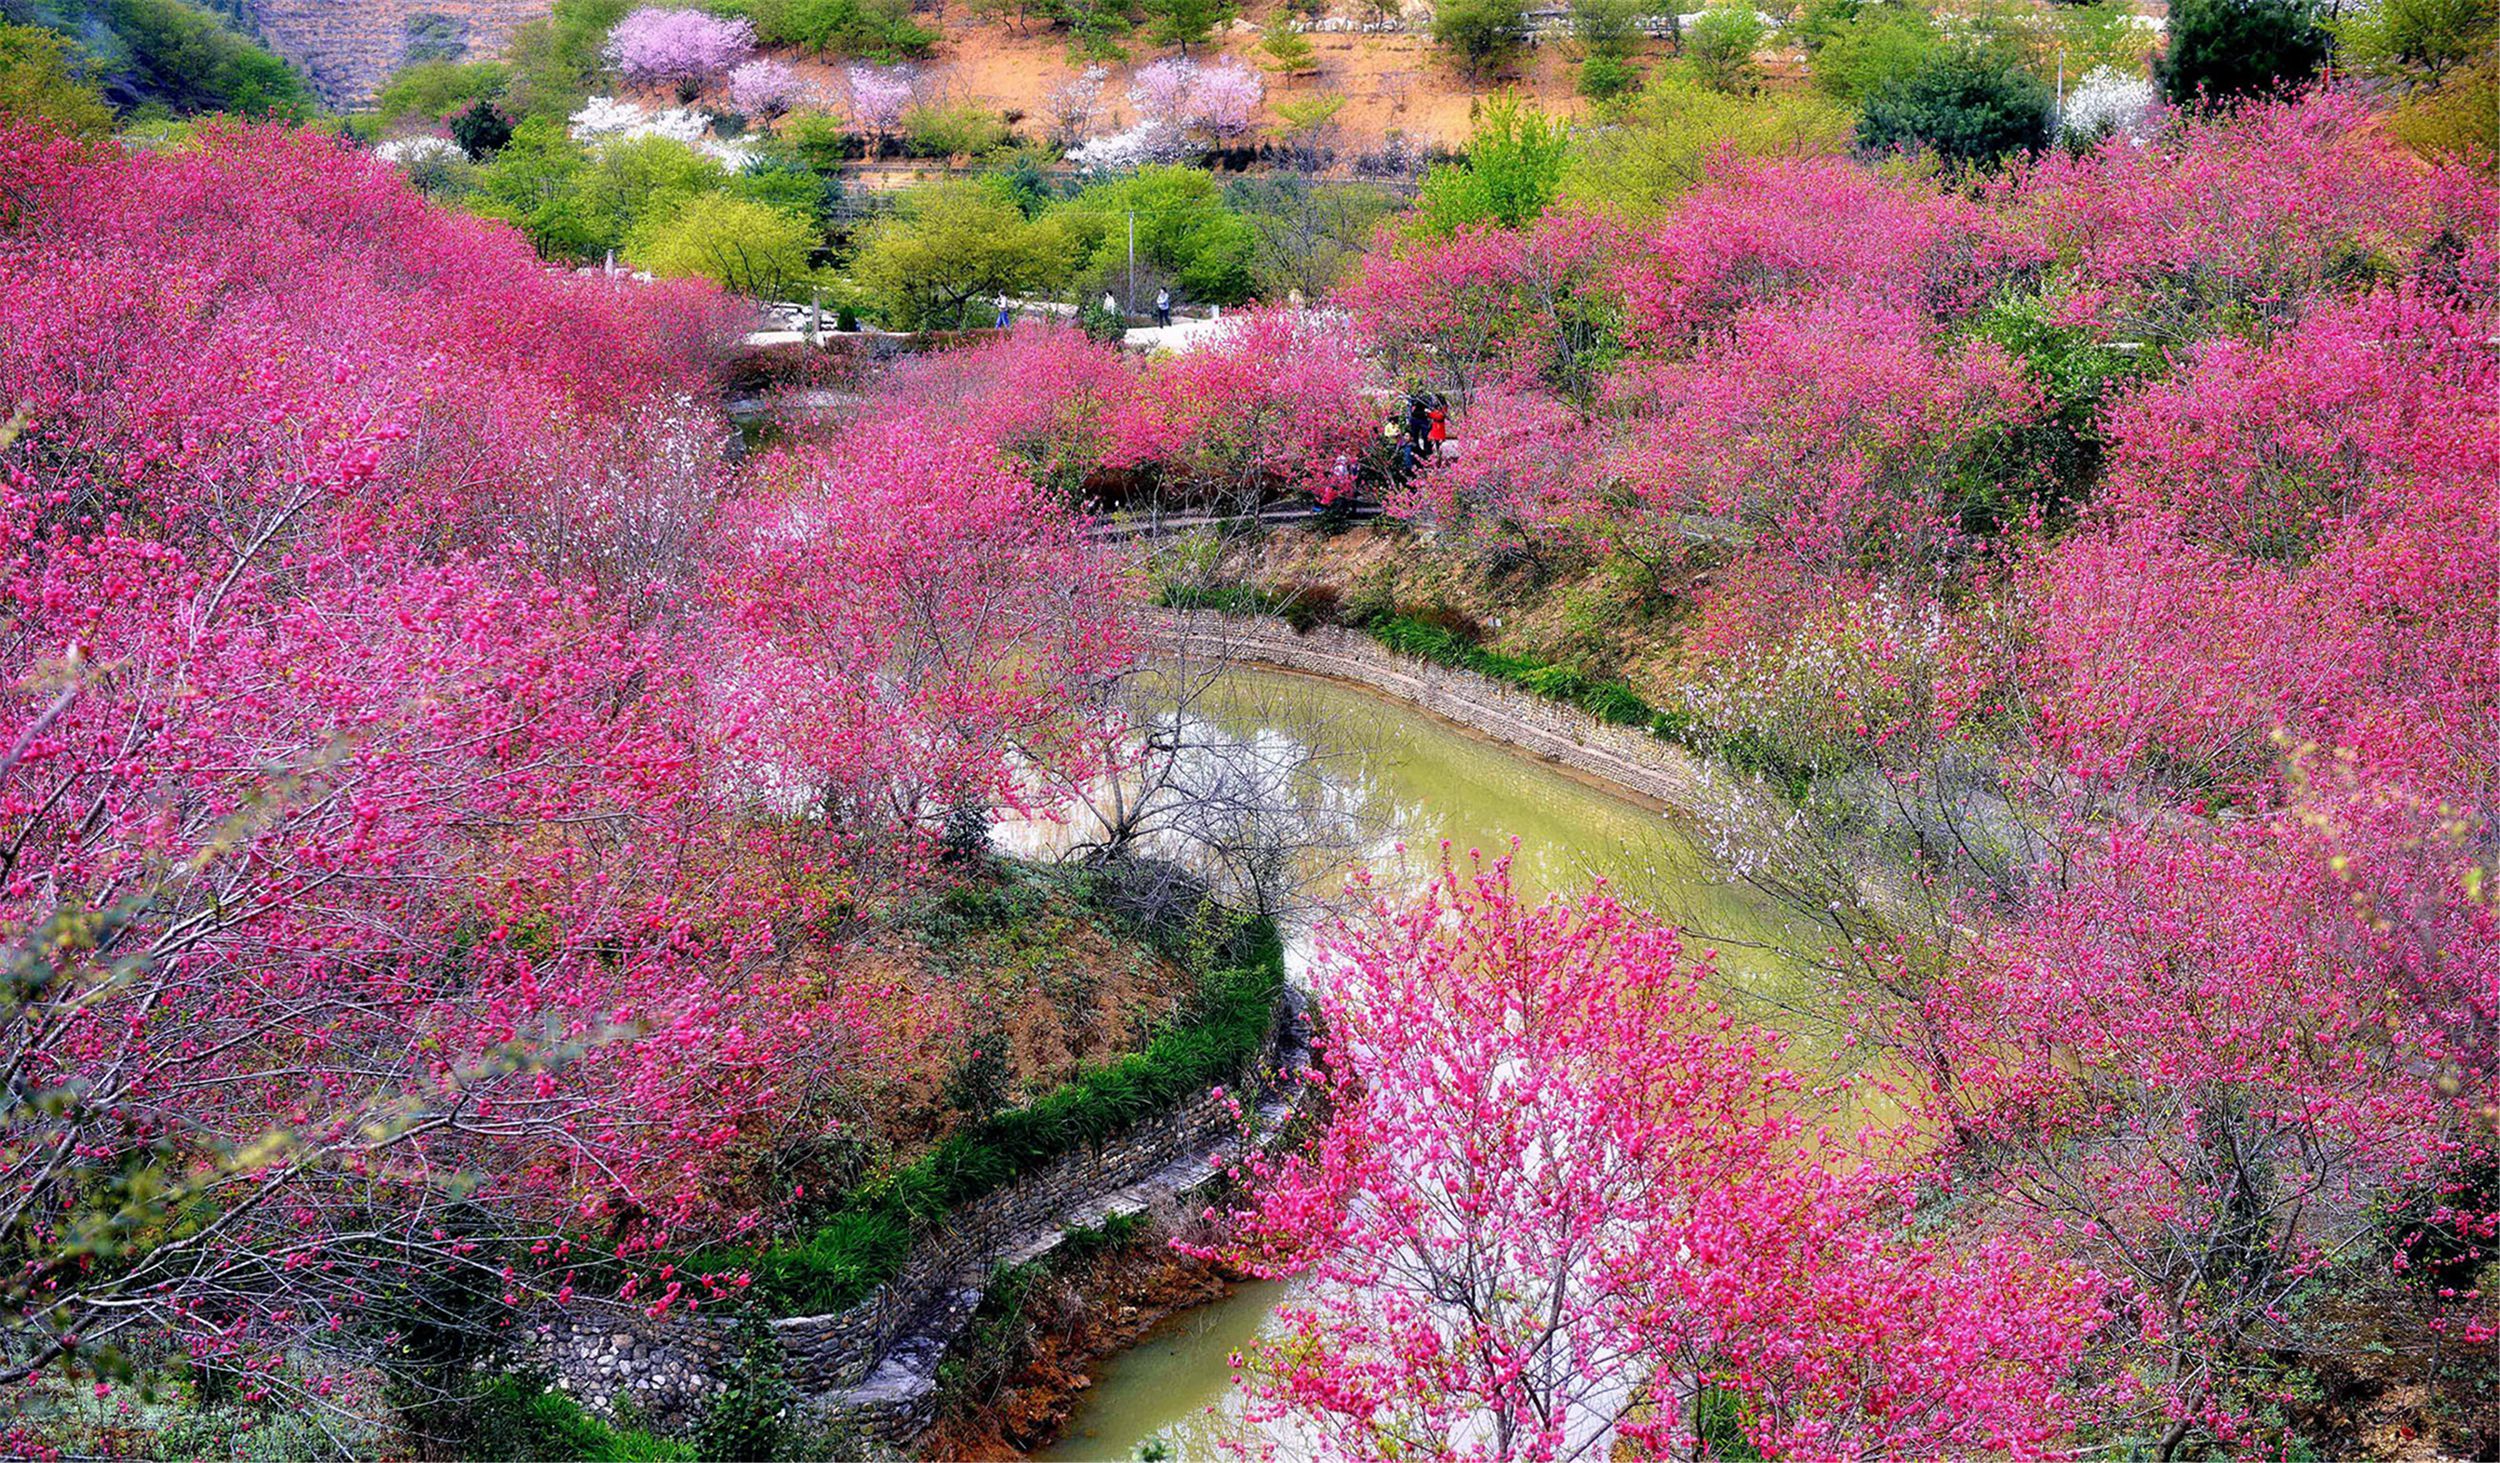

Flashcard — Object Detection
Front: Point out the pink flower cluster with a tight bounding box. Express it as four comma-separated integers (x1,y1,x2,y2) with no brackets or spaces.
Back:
1128,55,1264,140
606,6,756,90
0,121,1126,1389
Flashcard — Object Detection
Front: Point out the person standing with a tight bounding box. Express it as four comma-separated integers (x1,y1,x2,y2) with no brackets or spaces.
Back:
993,292,1012,329
1406,395,1434,459
1102,288,1119,319
1154,286,1173,328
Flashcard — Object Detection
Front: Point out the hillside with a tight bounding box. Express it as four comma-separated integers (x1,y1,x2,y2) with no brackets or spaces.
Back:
242,0,550,102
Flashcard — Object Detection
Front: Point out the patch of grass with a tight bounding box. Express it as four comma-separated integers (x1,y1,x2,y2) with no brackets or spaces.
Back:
1155,579,1281,617
456,1376,696,1462
1368,613,1816,799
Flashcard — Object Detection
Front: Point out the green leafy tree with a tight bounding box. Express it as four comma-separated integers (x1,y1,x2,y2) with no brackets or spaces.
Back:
0,22,114,136
1578,52,1640,99
2159,0,2327,104
1856,46,2050,165
1560,73,1850,213
1682,2,1765,92
1142,0,1238,50
1413,96,1568,232
375,59,510,123
1063,164,1256,303
465,113,602,258
628,192,821,297
2050,1,2158,75
849,180,1078,327
733,0,937,57
1433,0,1529,78
730,153,840,224
1260,12,1317,73
498,0,631,118
102,0,313,118
449,98,513,160
1234,174,1399,298
2332,0,2497,86
1570,0,1646,55
1806,4,1941,99
583,134,728,239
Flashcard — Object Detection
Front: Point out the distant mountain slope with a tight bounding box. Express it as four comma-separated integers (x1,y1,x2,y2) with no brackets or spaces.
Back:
242,0,549,104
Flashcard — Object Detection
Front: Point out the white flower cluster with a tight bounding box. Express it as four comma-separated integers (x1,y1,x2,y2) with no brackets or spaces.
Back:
375,135,464,167
567,96,757,167
1066,119,1189,172
2056,67,2160,148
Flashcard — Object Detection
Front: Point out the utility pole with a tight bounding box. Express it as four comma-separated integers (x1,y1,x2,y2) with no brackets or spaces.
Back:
1126,208,1137,317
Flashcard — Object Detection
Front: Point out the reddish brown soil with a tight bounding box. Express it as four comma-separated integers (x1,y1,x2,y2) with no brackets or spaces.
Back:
922,1238,1236,1460
765,4,1675,152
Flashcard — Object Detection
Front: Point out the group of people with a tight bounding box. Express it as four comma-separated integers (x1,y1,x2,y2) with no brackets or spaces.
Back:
991,288,1177,329
1387,391,1447,482
993,285,1314,334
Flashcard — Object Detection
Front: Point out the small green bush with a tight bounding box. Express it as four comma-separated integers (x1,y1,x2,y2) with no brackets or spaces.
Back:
456,1376,696,1461
1155,579,1279,616
900,101,1013,159
1578,53,1641,101
1275,581,1343,632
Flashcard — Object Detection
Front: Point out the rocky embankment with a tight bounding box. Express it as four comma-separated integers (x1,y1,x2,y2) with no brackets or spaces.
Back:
1144,608,1765,824
529,995,1309,1448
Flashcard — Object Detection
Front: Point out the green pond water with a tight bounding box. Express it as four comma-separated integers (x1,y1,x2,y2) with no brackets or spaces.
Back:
1029,666,1809,1462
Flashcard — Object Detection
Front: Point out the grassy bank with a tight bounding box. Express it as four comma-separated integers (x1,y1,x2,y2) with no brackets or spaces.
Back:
1157,580,1813,800
698,919,1285,1316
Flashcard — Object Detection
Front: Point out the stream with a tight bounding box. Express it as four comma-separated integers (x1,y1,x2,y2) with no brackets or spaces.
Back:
1029,665,1812,1462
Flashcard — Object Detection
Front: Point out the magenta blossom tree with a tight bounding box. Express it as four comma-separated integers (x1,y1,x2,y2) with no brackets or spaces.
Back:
1211,853,2103,1460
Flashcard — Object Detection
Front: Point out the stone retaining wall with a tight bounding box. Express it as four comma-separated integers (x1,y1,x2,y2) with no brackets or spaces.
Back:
533,1085,1252,1445
1144,608,1762,826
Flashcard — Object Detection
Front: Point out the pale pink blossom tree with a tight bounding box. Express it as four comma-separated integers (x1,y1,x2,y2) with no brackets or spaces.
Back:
606,7,757,95
729,57,802,118
848,62,914,136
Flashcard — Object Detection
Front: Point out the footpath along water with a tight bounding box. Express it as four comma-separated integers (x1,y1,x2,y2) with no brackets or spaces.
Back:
1030,665,1812,1461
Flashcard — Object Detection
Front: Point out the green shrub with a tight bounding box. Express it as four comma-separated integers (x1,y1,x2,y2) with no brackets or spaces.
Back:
455,1376,697,1461
900,100,1013,158
693,1320,796,1460
1275,581,1343,632
1154,579,1278,616
1578,53,1641,100
1855,47,2051,166
376,59,510,123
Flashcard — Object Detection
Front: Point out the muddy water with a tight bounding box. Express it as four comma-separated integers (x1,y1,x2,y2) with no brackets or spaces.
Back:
1028,666,1810,1462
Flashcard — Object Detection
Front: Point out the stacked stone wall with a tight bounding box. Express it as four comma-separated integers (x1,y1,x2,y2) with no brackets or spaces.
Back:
242,0,553,105
1141,609,1759,822
531,1087,1249,1445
